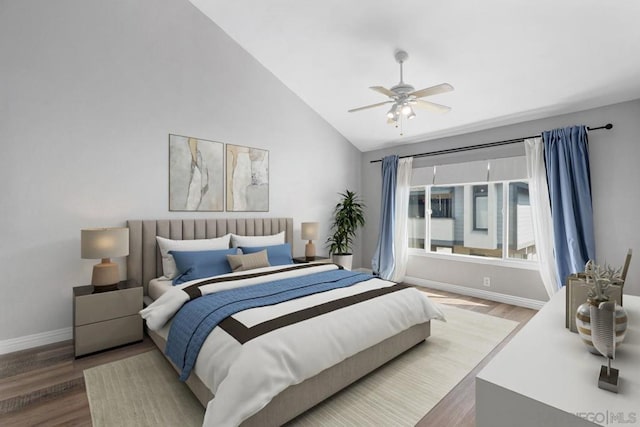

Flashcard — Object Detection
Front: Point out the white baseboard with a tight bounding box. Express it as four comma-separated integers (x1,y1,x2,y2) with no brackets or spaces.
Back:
0,327,72,355
404,276,547,310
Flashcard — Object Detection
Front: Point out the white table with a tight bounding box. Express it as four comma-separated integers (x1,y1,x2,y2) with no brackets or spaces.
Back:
476,287,640,427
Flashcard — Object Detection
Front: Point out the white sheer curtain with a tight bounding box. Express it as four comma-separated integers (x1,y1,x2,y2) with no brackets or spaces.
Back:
391,157,413,282
524,137,559,297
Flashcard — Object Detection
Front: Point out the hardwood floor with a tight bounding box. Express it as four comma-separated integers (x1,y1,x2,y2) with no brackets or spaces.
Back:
0,338,155,426
0,287,536,427
415,288,537,427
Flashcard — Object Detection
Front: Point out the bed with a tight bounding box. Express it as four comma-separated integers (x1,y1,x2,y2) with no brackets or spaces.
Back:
127,218,443,426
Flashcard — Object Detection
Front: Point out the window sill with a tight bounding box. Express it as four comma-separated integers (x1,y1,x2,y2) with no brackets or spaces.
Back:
408,249,540,271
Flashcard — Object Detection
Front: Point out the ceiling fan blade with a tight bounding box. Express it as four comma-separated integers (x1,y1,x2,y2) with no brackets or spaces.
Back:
369,86,396,98
409,83,454,99
412,99,451,113
348,100,393,113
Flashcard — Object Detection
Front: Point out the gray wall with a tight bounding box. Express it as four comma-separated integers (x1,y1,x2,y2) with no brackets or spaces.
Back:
362,99,640,301
0,0,361,343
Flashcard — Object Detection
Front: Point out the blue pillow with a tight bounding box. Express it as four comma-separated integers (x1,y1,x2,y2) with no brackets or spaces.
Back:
240,243,293,266
170,248,237,285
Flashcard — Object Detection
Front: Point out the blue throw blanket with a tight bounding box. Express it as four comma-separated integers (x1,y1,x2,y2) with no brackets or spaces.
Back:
166,269,374,380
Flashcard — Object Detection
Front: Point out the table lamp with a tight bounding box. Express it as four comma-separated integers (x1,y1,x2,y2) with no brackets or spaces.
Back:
81,227,129,289
301,222,319,260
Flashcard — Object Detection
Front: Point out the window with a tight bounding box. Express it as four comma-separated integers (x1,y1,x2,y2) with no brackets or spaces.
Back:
409,180,536,263
507,182,536,260
408,189,426,249
409,189,425,218
472,185,488,231
431,187,453,218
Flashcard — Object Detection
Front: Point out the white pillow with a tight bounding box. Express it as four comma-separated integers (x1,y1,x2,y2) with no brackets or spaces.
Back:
230,231,286,248
156,234,231,280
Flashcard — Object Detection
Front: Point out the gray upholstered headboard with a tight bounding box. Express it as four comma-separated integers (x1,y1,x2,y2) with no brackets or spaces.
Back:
126,218,294,295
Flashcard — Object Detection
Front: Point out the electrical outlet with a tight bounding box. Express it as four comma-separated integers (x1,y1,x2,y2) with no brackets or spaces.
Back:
483,277,491,287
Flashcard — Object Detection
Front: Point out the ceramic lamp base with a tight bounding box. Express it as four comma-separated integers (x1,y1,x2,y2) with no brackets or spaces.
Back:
305,241,316,259
92,259,119,287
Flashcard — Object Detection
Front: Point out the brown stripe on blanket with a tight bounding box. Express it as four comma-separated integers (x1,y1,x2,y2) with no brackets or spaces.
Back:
219,283,410,344
183,263,341,300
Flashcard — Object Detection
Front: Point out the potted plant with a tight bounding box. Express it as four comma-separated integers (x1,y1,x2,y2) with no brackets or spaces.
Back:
575,260,627,354
326,190,365,270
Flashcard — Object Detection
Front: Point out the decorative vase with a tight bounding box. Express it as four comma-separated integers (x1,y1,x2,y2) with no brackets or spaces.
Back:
576,298,628,354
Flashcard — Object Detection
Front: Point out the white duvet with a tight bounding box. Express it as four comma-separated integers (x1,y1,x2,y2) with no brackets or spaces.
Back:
141,264,445,427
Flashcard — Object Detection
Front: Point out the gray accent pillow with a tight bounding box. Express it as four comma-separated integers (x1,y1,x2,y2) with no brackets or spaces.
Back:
227,250,271,272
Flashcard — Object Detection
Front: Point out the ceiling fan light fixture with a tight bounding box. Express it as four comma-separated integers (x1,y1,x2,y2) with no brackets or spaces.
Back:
386,104,398,119
346,49,454,132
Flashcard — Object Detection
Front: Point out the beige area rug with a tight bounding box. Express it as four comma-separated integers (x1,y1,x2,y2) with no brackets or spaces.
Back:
84,350,205,427
84,306,517,427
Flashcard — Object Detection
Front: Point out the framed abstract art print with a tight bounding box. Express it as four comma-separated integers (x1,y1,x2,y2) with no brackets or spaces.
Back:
169,134,224,211
226,144,269,212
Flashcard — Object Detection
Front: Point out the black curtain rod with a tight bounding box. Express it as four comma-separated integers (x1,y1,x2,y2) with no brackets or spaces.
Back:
369,123,613,163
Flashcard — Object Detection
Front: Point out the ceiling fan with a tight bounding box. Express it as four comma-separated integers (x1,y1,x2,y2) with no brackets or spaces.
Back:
348,50,453,126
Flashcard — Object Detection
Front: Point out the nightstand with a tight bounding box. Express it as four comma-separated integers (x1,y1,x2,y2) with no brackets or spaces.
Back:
293,256,332,264
73,281,143,357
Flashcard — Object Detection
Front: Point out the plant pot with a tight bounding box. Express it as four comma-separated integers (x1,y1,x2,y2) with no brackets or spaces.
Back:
332,254,353,270
576,299,628,354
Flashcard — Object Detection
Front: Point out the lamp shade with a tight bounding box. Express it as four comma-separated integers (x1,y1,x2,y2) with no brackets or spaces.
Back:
301,222,319,241
81,227,129,259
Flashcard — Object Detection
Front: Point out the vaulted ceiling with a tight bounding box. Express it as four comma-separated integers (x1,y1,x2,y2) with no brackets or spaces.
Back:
190,0,640,152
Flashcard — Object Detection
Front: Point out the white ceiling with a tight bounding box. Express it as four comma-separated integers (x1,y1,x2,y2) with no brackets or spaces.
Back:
190,0,640,152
